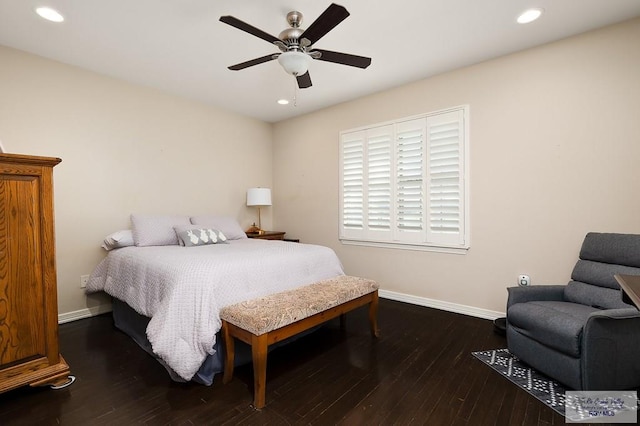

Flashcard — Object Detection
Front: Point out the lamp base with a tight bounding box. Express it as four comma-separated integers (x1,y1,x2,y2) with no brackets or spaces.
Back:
246,223,260,234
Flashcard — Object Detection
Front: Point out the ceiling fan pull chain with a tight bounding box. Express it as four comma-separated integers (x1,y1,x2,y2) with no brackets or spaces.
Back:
293,78,298,107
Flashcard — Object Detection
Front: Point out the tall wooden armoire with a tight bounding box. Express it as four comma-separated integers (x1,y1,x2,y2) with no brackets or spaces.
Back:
0,153,71,393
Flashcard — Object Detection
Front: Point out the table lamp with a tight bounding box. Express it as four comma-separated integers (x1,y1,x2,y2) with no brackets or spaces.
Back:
246,188,272,234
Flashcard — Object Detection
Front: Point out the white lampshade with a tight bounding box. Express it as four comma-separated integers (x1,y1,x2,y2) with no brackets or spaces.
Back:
247,188,272,206
277,51,310,76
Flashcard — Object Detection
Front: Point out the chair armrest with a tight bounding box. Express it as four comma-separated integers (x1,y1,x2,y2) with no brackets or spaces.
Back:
582,308,640,389
589,308,640,320
506,285,565,310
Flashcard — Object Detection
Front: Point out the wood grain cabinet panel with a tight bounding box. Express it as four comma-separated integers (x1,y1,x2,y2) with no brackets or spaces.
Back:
0,154,70,393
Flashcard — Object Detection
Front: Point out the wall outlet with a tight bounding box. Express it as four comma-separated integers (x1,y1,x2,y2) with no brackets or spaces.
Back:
518,274,531,286
80,274,89,288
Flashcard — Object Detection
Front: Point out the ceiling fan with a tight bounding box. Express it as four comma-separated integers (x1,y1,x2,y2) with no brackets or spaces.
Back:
219,3,371,89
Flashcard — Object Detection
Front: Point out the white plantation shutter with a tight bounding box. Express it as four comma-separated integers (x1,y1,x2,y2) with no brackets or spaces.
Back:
340,106,468,251
366,126,392,238
427,110,465,245
364,125,393,240
341,131,364,238
340,126,393,241
395,119,426,243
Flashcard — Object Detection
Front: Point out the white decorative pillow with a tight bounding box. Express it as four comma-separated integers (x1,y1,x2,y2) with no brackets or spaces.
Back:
101,230,135,251
174,225,228,247
190,216,247,240
131,214,191,247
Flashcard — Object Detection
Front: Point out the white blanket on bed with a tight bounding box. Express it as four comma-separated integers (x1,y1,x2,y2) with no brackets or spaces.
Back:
86,239,344,380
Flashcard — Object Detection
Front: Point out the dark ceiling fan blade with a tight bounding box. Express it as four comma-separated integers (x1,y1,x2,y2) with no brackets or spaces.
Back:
312,49,371,68
296,72,312,89
219,15,280,44
299,3,350,45
228,54,277,71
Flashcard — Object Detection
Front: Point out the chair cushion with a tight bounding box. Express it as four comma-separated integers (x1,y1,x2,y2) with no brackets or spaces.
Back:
571,260,640,290
564,281,632,310
580,232,640,268
566,232,640,310
507,301,600,357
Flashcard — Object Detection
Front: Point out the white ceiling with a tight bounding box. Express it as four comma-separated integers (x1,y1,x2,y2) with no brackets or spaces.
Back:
1,1,639,123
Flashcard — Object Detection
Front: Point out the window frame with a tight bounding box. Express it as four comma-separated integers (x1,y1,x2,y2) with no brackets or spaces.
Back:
338,105,470,254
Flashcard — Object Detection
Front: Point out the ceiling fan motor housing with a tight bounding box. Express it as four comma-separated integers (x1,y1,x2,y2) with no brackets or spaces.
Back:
279,27,304,47
279,11,304,48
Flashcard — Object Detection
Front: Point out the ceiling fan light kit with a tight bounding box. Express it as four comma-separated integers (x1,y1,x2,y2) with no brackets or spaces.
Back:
277,51,311,76
220,3,371,89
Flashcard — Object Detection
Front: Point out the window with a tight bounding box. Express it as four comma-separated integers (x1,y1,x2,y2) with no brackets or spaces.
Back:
339,106,469,252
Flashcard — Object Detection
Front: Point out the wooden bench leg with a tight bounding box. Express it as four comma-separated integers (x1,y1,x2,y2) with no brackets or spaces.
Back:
369,291,380,337
222,321,235,384
251,333,269,409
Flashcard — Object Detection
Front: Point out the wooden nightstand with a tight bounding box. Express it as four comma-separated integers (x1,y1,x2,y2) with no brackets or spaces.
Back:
246,231,286,240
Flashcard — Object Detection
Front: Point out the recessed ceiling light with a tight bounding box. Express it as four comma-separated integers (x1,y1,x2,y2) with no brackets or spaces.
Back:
35,7,65,23
517,8,543,24
277,99,289,105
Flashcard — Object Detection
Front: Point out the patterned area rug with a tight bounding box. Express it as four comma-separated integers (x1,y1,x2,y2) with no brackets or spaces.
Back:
472,348,566,416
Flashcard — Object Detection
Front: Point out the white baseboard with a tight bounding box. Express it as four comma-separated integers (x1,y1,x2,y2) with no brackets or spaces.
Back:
57,293,504,324
379,289,505,320
58,304,112,324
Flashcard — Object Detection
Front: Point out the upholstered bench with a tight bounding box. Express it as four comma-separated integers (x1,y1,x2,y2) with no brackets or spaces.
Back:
220,275,380,409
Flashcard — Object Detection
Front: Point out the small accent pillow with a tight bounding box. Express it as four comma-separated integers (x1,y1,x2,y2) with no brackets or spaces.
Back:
131,214,191,247
190,215,247,240
174,225,228,247
101,230,134,251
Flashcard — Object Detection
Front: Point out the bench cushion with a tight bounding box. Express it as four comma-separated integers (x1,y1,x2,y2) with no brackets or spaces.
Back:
220,275,379,336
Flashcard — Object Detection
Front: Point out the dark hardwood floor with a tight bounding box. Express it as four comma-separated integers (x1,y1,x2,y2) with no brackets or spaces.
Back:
0,299,568,425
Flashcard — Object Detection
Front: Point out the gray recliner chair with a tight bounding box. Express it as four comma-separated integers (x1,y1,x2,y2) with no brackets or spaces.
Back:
506,232,640,390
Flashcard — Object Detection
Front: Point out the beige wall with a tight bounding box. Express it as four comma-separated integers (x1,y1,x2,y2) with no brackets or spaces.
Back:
272,19,640,315
1,18,638,321
0,46,273,318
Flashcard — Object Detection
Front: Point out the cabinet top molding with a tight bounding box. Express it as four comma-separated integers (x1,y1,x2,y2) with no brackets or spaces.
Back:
0,153,61,167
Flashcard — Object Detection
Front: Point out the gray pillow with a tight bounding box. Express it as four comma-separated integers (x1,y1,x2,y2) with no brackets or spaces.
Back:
101,229,134,251
190,215,247,240
174,225,228,247
131,214,191,247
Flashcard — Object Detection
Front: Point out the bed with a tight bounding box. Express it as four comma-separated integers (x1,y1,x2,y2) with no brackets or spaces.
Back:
85,215,345,385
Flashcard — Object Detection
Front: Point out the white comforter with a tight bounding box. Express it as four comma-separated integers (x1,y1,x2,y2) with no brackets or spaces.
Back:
86,239,344,380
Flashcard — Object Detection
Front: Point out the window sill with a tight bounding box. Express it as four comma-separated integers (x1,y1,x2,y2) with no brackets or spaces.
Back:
340,238,470,255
